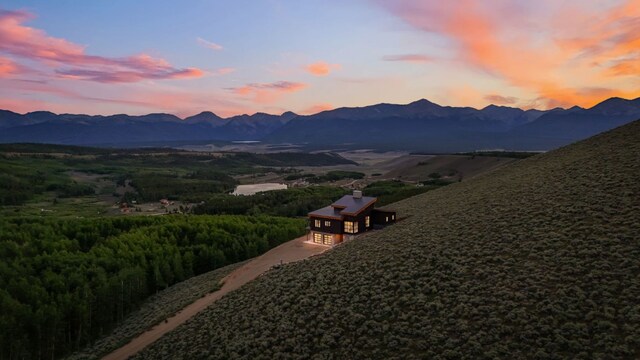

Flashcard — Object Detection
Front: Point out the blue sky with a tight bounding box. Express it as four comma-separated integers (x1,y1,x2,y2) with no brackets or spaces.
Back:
1,0,638,117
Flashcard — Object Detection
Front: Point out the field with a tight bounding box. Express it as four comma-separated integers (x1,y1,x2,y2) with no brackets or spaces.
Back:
0,146,356,217
134,121,640,359
0,144,518,220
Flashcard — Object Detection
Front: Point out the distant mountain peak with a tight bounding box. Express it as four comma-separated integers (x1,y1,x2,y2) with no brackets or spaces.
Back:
184,111,226,125
408,98,440,107
194,110,221,117
591,96,640,114
481,104,519,111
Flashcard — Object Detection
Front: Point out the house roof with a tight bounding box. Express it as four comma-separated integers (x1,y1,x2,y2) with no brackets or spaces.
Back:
331,195,376,215
309,194,378,219
308,206,344,220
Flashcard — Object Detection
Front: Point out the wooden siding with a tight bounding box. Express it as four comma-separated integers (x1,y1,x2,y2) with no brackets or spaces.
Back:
309,216,343,234
343,202,375,234
371,209,396,225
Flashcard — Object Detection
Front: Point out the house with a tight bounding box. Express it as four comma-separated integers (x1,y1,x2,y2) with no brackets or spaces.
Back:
308,190,396,246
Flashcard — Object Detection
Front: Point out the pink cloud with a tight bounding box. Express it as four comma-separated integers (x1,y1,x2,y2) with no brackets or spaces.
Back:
213,67,235,76
0,9,204,83
484,94,518,105
305,61,341,76
375,0,640,108
197,37,223,51
0,56,26,76
382,54,433,63
301,103,334,115
230,81,307,103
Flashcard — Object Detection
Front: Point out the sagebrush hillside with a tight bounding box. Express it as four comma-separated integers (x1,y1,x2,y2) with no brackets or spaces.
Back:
136,121,640,359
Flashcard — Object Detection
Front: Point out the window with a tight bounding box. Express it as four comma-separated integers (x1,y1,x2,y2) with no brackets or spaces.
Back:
323,234,332,245
365,216,370,228
386,216,389,222
392,215,395,220
313,232,322,244
344,221,358,234
314,219,321,228
324,220,331,227
344,221,354,233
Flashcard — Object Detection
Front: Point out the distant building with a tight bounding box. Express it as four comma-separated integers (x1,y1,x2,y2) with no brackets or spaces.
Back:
308,190,396,246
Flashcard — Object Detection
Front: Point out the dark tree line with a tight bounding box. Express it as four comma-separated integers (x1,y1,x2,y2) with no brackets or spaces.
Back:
192,187,348,217
0,215,305,359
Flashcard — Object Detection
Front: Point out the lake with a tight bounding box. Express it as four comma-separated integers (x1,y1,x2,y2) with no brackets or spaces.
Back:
232,183,287,196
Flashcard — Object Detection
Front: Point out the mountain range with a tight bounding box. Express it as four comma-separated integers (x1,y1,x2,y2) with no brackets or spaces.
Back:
1,97,639,151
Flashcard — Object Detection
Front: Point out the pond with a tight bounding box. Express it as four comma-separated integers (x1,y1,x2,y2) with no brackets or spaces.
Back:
232,183,287,196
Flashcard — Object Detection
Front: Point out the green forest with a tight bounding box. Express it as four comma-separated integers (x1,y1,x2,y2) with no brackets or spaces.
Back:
192,186,349,217
0,215,305,359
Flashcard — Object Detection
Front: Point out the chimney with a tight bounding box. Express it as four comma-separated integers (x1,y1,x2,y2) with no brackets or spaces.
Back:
353,190,362,199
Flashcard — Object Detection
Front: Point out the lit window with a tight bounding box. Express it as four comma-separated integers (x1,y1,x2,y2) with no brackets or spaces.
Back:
344,221,358,234
365,216,370,228
314,219,321,228
325,220,331,227
344,221,354,233
392,215,395,220
323,234,332,245
386,216,389,222
313,232,322,244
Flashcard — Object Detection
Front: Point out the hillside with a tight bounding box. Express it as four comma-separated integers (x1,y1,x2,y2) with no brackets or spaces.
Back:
135,120,640,359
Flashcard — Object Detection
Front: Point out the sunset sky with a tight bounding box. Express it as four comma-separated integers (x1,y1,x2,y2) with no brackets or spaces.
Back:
1,0,639,118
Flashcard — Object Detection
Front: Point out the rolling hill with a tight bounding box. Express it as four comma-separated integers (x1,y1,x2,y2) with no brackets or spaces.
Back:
1,97,639,151
133,120,640,359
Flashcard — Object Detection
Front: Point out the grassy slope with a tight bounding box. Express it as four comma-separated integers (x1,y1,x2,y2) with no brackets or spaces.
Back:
135,121,640,359
66,262,246,360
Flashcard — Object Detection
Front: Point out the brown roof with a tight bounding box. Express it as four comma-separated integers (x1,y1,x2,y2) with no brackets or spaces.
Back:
331,195,376,215
308,206,343,220
309,195,377,219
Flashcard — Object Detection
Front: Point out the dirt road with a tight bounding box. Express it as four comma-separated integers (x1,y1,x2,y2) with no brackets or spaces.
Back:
102,235,328,360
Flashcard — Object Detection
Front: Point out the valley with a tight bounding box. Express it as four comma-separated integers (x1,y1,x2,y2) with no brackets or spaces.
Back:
0,142,522,359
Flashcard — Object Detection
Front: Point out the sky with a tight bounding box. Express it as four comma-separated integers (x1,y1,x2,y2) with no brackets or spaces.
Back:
0,0,639,118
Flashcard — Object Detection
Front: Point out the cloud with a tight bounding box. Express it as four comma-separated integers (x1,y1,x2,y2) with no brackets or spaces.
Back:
55,66,204,83
213,67,235,76
230,81,307,103
374,0,640,108
1,76,250,118
305,61,341,76
484,94,518,105
382,54,433,63
302,103,334,114
197,37,223,51
0,56,26,76
0,9,204,83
